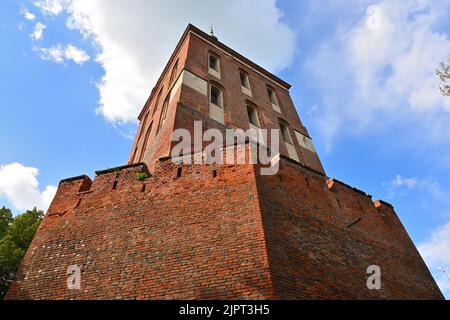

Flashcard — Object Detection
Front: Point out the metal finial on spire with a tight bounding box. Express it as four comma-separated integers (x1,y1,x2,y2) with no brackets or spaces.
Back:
209,25,218,40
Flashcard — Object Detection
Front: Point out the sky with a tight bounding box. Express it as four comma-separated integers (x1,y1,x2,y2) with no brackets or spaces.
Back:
0,0,449,298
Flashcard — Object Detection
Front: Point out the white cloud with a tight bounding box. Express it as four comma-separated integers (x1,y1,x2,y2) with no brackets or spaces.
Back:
64,44,90,64
0,163,57,212
37,43,89,65
32,0,296,124
418,221,450,296
391,174,418,189
37,44,64,63
30,22,46,40
33,0,67,16
305,0,450,149
21,7,36,21
387,174,446,200
419,221,450,267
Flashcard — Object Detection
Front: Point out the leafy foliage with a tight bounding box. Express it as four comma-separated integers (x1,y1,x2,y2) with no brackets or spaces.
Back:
436,55,450,96
0,207,13,239
0,207,43,299
137,172,149,181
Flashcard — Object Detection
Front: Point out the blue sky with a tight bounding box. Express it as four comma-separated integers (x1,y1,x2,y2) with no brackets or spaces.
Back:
0,0,449,298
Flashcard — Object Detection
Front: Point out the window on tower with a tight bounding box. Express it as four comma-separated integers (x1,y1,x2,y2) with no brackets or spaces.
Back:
169,59,179,87
240,72,249,88
247,105,260,127
209,55,218,70
209,84,224,124
210,85,223,108
139,122,153,162
279,121,299,161
161,96,169,123
152,87,163,117
157,95,170,134
268,88,277,104
268,87,281,113
208,54,221,79
279,122,293,144
240,71,252,97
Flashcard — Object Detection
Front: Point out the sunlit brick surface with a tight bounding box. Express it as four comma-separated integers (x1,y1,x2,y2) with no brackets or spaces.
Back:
6,25,443,300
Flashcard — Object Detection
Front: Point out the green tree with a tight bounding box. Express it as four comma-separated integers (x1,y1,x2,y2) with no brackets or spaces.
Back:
7,208,43,251
0,207,43,299
436,55,450,96
0,207,13,239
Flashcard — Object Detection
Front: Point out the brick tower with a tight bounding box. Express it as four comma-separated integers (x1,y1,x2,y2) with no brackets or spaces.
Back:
6,25,443,300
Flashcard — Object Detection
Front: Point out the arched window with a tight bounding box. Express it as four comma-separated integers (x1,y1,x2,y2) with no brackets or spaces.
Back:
240,71,252,96
158,95,170,132
208,53,221,79
139,122,153,162
240,71,250,88
152,87,163,117
209,84,224,124
132,109,149,163
247,105,260,127
169,59,178,87
210,85,223,108
268,87,281,113
279,122,293,144
279,121,299,161
268,88,278,105
209,54,219,71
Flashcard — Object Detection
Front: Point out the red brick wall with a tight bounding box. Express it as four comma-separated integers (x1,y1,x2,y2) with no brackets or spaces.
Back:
6,146,443,299
6,156,275,300
128,27,325,175
7,25,442,300
183,32,325,174
255,158,444,299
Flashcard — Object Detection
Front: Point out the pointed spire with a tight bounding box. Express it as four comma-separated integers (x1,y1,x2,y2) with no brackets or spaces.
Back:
209,25,218,41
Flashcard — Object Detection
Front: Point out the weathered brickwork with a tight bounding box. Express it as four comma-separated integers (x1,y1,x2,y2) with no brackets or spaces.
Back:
6,149,443,299
5,24,443,299
128,25,325,174
255,159,443,299
6,153,275,299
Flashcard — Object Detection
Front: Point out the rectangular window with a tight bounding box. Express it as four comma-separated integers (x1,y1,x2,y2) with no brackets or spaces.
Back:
240,72,249,88
268,88,281,113
279,123,293,144
210,85,223,108
240,71,252,97
169,60,178,87
208,54,221,79
209,84,224,124
268,88,278,105
152,88,163,116
139,122,153,162
209,55,218,71
247,105,260,127
159,96,169,131
280,122,299,161
137,111,148,145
